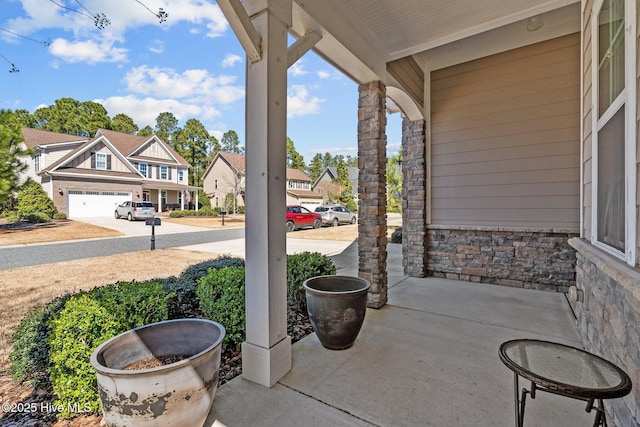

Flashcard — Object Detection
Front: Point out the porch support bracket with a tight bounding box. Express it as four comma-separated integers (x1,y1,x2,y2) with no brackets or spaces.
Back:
217,0,262,63
287,30,322,68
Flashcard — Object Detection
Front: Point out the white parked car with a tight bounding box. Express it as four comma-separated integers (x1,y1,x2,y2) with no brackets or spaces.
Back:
115,201,156,221
314,205,357,226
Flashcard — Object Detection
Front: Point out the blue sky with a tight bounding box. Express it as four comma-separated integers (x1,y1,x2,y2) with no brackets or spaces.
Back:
0,0,402,162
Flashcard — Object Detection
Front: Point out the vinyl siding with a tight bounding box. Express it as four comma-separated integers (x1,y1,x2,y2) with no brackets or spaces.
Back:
70,142,130,173
430,33,580,228
582,0,594,240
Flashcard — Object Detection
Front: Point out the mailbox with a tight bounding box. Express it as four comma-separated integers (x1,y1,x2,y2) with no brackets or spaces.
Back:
145,217,161,226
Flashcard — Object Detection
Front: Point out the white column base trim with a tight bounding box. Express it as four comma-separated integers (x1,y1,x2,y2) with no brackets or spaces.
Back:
241,336,292,388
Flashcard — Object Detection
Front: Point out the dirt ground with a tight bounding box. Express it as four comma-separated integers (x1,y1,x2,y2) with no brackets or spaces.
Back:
0,220,122,246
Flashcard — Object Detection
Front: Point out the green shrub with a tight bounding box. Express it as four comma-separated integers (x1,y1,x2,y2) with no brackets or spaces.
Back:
9,294,70,386
169,207,217,218
345,197,358,213
17,179,57,219
48,295,122,417
180,256,245,284
88,281,172,331
157,276,198,319
286,252,337,313
391,227,403,244
52,212,67,220
22,211,51,223
197,267,245,349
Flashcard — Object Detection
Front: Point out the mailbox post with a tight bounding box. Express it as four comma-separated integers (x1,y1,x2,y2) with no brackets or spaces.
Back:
220,210,226,226
145,217,161,250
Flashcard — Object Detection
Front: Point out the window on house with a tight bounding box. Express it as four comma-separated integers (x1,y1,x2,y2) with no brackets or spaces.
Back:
178,190,183,205
34,153,40,172
96,152,107,170
160,165,168,180
593,0,636,262
139,163,148,178
178,170,184,182
215,179,218,189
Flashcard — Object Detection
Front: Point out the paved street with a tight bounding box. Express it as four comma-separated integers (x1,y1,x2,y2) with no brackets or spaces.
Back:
0,228,245,270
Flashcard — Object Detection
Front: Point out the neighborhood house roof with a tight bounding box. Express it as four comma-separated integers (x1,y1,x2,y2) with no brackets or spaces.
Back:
21,128,190,176
21,127,88,148
205,151,313,182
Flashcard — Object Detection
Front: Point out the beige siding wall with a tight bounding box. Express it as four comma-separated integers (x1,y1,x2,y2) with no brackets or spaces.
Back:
203,160,244,208
139,141,174,161
71,142,130,173
430,33,581,228
582,0,594,240
637,4,640,264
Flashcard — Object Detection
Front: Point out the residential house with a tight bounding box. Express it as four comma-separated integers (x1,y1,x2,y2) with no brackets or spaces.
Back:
21,128,193,217
202,151,322,210
219,2,640,422
312,166,358,202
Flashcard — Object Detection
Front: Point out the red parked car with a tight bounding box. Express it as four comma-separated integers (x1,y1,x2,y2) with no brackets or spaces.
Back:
286,205,322,232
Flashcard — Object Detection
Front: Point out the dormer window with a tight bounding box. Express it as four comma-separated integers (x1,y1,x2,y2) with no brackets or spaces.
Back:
96,152,107,170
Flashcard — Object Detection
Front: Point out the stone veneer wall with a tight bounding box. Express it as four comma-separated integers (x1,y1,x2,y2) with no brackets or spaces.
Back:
569,238,640,426
357,81,388,308
427,225,579,291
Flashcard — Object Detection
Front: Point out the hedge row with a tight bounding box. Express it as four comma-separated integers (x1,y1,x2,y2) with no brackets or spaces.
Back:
9,252,335,418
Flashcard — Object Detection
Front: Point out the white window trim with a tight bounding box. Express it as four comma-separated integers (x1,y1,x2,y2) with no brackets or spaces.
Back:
96,152,107,170
591,0,637,265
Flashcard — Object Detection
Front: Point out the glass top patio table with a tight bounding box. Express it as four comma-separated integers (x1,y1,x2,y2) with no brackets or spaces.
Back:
499,339,632,427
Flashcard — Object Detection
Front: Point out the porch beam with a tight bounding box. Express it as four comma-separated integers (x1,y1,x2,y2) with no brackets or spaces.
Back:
217,0,262,63
287,30,322,69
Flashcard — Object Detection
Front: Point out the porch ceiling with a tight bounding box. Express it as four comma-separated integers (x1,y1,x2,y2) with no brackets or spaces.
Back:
291,0,580,81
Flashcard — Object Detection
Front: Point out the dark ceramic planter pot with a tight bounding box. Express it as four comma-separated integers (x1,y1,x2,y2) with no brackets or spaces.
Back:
303,275,370,350
90,319,225,427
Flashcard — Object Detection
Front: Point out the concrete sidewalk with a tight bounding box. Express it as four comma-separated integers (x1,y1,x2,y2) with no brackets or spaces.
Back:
204,243,595,427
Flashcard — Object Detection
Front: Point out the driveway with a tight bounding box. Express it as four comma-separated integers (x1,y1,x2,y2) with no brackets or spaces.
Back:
77,216,214,237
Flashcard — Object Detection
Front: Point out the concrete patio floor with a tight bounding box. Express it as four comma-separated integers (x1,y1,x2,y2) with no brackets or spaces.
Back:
204,242,597,427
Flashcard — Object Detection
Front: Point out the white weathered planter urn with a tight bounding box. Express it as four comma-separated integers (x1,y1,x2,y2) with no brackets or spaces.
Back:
90,319,225,427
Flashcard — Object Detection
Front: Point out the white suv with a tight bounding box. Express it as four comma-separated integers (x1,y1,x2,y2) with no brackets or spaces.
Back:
314,205,356,226
115,201,156,221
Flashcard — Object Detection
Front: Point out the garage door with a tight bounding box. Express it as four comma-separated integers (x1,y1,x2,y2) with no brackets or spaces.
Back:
68,191,131,218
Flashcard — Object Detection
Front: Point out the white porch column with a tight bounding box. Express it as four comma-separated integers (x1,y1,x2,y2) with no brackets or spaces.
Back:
157,189,162,213
241,0,292,387
195,191,199,211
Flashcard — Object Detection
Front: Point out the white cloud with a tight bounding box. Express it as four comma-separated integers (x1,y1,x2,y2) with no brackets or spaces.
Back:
49,38,128,63
4,0,229,64
95,95,221,129
317,70,331,79
123,65,244,104
148,40,164,54
288,60,307,77
287,85,323,118
222,53,242,68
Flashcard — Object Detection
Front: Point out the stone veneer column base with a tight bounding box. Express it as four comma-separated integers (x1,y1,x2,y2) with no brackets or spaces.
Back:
428,225,579,291
358,81,388,308
569,238,640,427
401,117,427,277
